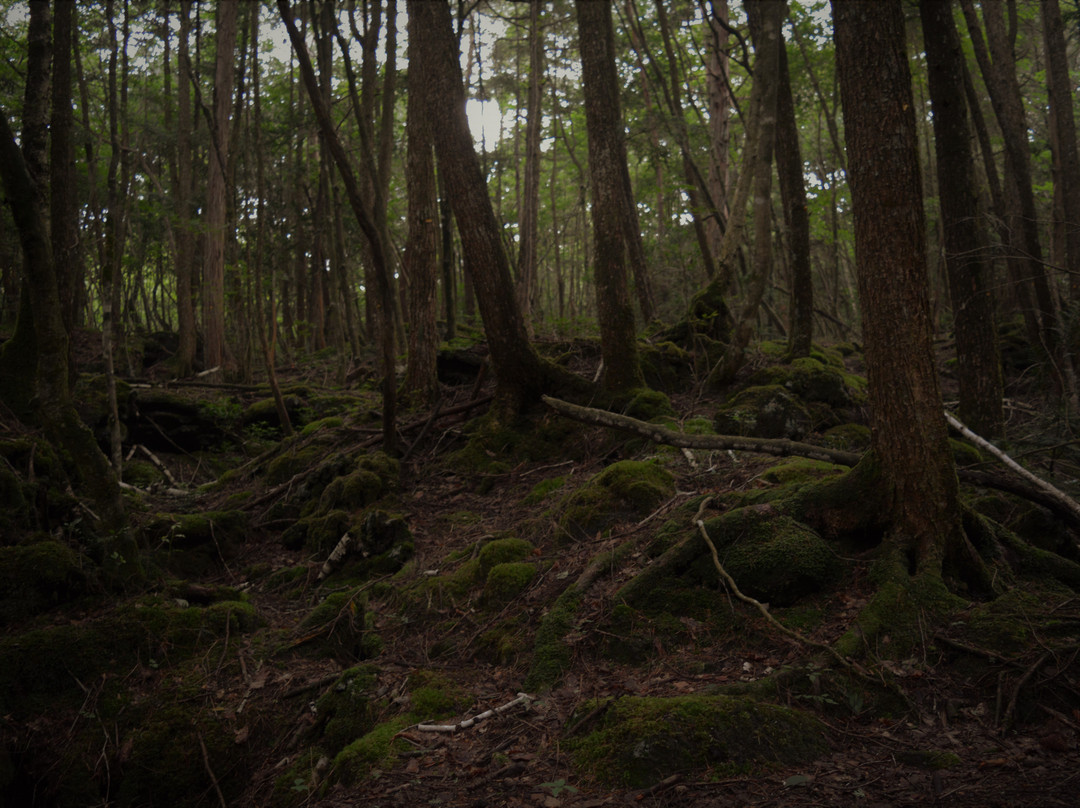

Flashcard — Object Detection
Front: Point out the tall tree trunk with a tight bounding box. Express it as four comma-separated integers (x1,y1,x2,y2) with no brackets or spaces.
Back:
202,0,239,373
278,0,397,451
833,0,963,574
50,0,79,349
401,5,440,408
961,0,1072,399
251,2,293,437
774,15,813,360
576,0,646,392
0,111,128,539
710,0,783,387
920,0,1004,438
174,0,198,376
408,0,548,418
1039,0,1080,303
516,0,543,338
704,0,732,261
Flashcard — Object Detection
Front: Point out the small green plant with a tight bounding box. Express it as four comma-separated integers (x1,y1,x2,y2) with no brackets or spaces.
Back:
290,778,309,793
540,778,578,797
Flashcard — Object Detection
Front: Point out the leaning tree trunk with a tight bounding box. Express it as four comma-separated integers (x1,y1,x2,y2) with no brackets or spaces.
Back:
408,0,548,418
278,0,397,452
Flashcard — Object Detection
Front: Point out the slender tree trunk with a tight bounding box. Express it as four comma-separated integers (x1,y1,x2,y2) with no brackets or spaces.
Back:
202,0,239,373
174,0,197,376
1039,0,1080,303
576,0,646,392
774,16,813,359
961,0,1072,399
278,0,397,451
920,0,1004,438
710,0,783,387
50,0,79,348
516,0,543,338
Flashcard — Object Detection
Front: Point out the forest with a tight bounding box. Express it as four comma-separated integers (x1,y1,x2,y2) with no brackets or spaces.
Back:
2,0,1080,805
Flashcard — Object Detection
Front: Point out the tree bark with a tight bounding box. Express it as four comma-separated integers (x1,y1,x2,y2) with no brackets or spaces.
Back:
278,0,397,451
774,15,813,360
202,0,239,373
401,5,440,408
516,0,543,337
174,0,198,376
1039,0,1080,303
576,0,646,393
833,0,961,574
0,110,126,535
920,0,1004,438
408,0,548,417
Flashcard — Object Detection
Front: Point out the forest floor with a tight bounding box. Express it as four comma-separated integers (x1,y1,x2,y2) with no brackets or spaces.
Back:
5,337,1080,807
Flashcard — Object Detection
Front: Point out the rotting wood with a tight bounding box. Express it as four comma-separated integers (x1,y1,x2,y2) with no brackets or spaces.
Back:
414,692,532,733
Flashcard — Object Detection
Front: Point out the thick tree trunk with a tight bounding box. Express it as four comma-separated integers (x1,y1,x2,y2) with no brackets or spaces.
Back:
576,0,646,393
401,6,440,408
833,0,962,574
0,111,127,537
920,0,1004,438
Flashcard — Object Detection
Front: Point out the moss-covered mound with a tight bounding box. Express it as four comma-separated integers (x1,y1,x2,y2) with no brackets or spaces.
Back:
569,694,826,787
702,507,843,606
560,460,675,540
748,356,867,408
714,385,812,440
0,541,90,626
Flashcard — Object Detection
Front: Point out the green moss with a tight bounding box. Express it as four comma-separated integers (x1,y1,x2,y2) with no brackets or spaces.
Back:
332,716,413,785
483,562,537,606
0,541,90,625
407,670,469,719
312,665,380,755
296,590,371,662
560,460,675,540
317,452,400,514
639,342,694,391
834,546,965,658
715,385,812,440
522,475,567,505
748,356,865,408
569,695,826,787
116,702,246,807
760,459,847,485
301,415,344,436
620,388,676,421
477,536,534,576
700,508,843,606
896,750,962,770
822,423,871,452
524,587,583,692
122,459,160,488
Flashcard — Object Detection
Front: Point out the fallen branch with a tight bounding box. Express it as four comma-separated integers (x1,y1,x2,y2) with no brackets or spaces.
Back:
415,692,532,733
542,395,861,466
946,411,1080,527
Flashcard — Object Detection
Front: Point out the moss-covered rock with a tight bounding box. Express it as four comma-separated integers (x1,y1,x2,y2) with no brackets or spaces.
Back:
145,510,249,575
477,536,534,577
483,562,537,606
569,695,826,787
748,356,866,408
317,451,400,513
701,507,843,606
822,423,871,452
714,385,812,440
295,590,373,663
242,394,307,432
619,388,676,421
560,460,675,540
760,459,847,485
310,665,380,756
639,341,694,391
0,541,90,626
